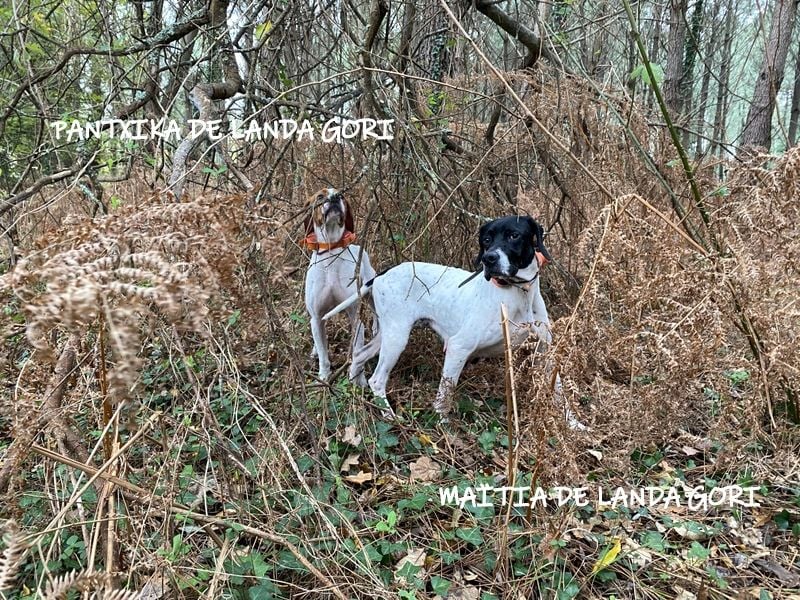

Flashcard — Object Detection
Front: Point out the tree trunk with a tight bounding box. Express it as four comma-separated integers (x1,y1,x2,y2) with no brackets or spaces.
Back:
740,0,799,151
167,0,250,199
680,0,704,147
788,39,800,145
663,0,689,115
587,0,610,79
647,0,666,111
694,0,721,156
711,0,736,164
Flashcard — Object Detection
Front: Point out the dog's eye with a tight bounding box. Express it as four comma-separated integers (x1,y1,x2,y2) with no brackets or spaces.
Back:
508,232,520,240
482,236,491,246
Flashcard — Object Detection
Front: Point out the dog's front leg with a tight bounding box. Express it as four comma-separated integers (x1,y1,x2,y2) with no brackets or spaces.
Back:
433,345,472,419
309,315,331,381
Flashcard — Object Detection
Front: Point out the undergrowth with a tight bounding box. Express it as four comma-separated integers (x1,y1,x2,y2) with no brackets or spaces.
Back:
1,74,799,599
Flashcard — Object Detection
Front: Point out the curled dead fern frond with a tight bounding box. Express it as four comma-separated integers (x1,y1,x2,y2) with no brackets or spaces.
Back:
42,570,109,599
7,193,276,418
37,566,144,599
0,520,28,592
100,588,144,600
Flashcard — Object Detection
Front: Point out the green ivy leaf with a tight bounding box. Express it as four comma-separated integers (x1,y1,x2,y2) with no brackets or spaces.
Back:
456,527,483,548
557,582,581,600
774,509,790,530
431,576,451,595
398,492,428,512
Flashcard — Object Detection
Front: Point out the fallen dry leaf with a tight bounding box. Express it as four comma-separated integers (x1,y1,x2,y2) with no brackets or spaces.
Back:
409,455,440,483
591,537,621,575
139,578,166,600
622,537,653,569
447,585,480,600
730,526,765,548
673,587,697,600
343,471,373,484
341,425,362,446
753,558,800,586
753,512,773,527
417,433,439,451
398,548,426,568
587,449,603,461
339,453,360,473
672,522,715,541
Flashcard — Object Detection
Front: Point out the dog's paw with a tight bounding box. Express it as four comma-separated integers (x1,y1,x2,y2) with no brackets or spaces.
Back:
349,367,368,388
373,396,397,421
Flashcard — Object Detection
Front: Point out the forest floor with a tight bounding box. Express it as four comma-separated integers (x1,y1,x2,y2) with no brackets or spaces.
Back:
1,292,798,600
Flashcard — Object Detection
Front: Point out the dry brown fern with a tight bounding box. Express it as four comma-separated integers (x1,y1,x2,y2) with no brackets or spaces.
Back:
2,192,282,417
42,570,111,599
516,144,800,480
0,520,28,592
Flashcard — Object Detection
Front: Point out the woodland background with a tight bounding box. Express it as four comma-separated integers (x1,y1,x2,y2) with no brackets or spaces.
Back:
0,0,799,598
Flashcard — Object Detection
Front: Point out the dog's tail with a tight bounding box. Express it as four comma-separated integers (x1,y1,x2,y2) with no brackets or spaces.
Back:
323,278,375,321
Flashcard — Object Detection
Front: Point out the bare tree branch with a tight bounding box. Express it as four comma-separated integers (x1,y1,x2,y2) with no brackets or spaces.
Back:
360,0,389,117
167,0,250,199
0,7,210,139
0,166,84,218
474,0,556,67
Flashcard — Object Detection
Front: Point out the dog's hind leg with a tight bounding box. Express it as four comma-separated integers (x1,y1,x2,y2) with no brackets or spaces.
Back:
349,333,381,386
367,321,413,419
346,305,369,386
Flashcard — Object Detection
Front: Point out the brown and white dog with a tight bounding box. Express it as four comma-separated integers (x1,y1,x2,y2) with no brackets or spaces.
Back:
303,188,376,385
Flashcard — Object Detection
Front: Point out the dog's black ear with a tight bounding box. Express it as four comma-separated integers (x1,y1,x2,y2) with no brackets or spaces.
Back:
474,222,487,267
527,216,552,261
343,198,355,233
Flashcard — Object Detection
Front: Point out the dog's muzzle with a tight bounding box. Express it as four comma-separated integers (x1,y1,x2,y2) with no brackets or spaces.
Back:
481,250,514,280
326,191,344,206
323,199,344,222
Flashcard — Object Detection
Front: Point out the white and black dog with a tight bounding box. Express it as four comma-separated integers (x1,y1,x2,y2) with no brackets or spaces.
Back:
324,215,584,427
303,188,376,385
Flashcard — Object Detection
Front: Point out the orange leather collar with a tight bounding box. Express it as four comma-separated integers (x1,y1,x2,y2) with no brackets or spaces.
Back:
301,230,357,253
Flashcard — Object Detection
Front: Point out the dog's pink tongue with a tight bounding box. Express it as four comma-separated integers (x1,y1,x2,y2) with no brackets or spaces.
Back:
491,278,508,288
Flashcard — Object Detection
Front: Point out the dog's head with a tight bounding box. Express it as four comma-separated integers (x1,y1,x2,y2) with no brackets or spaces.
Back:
304,188,355,242
474,215,551,284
